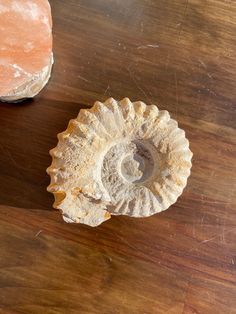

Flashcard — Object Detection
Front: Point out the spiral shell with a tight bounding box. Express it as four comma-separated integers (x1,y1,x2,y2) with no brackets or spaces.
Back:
47,98,192,227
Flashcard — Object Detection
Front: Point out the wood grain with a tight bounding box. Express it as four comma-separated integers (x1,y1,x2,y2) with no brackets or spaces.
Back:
0,0,236,313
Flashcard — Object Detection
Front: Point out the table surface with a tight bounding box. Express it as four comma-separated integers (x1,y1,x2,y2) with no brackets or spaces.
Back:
0,1,236,313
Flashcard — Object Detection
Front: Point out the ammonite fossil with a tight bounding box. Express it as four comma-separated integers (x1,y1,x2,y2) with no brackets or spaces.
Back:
47,98,193,227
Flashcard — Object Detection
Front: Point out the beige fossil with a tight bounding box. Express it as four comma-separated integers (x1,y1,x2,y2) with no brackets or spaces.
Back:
47,98,193,227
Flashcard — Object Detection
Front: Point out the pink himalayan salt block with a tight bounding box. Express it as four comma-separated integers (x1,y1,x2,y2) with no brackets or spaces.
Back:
0,0,53,102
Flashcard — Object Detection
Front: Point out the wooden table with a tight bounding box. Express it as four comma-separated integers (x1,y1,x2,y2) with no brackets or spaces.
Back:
0,1,236,313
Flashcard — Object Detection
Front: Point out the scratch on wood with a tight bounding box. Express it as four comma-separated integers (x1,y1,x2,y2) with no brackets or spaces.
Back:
35,230,43,238
128,67,152,104
209,170,216,180
174,70,179,115
201,237,217,244
5,149,23,171
114,233,141,252
200,213,205,226
177,0,189,43
208,88,217,96
181,275,192,314
104,84,110,96
165,53,170,72
222,221,226,244
140,22,144,33
188,228,236,253
202,228,228,244
77,75,89,82
137,44,159,49
207,73,213,79
198,58,207,69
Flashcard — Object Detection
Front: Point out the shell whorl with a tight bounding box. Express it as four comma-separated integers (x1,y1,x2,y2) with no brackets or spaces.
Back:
47,98,192,227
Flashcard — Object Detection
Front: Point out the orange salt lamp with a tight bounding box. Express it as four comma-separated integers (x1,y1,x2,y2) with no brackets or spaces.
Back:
0,0,53,102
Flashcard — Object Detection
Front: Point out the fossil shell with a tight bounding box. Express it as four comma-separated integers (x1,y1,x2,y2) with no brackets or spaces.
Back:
47,98,193,227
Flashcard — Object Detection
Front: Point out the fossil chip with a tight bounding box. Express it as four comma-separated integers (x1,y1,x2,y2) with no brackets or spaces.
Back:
47,98,193,227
